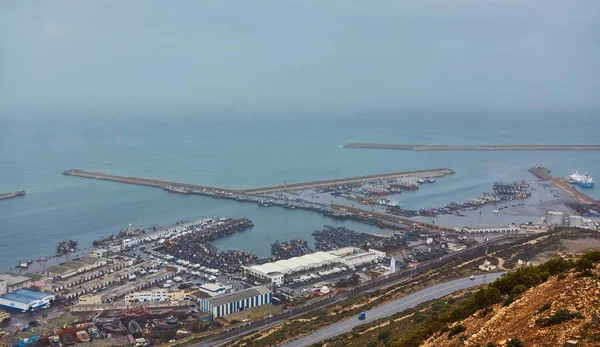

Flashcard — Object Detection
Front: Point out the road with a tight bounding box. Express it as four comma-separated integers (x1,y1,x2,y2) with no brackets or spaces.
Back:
281,273,503,347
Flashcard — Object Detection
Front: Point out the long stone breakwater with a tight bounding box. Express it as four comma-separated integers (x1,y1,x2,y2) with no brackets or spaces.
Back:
63,168,455,194
528,166,598,204
344,143,600,151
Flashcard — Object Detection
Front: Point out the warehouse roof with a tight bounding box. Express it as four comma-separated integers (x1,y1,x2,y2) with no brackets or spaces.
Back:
0,273,31,286
248,252,341,275
47,265,77,275
208,286,271,307
12,289,54,300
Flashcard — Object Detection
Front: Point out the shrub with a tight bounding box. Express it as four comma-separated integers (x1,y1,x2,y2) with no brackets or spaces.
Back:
576,258,594,276
485,343,497,347
511,284,527,295
506,338,524,347
352,333,361,338
537,303,551,314
536,309,584,326
378,330,392,340
448,325,466,340
367,340,378,347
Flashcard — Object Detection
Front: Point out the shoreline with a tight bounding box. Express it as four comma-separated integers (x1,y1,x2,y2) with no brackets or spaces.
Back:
343,143,600,151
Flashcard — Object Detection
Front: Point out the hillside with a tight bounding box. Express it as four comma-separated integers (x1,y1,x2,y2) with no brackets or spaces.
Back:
422,264,600,346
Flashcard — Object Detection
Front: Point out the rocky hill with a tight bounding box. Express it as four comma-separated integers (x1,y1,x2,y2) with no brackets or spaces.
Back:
422,263,600,347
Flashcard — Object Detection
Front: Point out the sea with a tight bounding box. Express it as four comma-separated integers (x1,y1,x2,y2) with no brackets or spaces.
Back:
1,109,598,270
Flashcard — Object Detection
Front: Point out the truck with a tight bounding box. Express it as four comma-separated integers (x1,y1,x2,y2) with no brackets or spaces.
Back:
358,312,366,320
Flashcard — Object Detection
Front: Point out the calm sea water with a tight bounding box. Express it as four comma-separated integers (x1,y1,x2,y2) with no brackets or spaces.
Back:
0,109,598,270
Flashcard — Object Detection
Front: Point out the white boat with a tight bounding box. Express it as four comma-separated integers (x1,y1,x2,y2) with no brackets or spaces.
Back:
493,210,499,214
570,170,594,188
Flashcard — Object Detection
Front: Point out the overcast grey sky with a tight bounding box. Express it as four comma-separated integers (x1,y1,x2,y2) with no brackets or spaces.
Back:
1,0,598,111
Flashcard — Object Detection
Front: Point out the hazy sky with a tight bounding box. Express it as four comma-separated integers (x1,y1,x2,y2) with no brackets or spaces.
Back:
1,1,598,111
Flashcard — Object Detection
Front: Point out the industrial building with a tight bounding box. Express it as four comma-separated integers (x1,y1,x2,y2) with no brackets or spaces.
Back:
46,256,108,280
197,283,228,297
568,215,584,227
0,289,55,312
462,225,520,234
546,211,565,226
328,247,383,267
0,273,32,295
124,289,189,303
201,286,271,318
243,252,341,285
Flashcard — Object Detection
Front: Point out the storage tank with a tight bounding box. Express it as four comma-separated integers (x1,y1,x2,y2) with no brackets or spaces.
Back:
546,211,564,226
569,215,584,227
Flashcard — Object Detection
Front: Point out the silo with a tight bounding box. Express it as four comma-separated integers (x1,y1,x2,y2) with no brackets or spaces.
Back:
569,215,583,227
546,211,564,225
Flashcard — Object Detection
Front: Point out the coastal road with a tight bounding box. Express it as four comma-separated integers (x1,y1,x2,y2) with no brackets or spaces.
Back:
281,273,503,347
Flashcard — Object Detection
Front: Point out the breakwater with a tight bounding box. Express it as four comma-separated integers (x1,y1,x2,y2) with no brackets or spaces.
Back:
62,169,242,193
528,166,597,204
344,143,600,151
62,168,454,194
243,168,454,193
0,190,25,201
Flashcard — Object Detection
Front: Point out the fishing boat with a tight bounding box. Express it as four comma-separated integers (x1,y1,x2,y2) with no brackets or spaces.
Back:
570,170,594,188
76,330,91,342
128,320,142,334
48,335,63,347
11,336,40,347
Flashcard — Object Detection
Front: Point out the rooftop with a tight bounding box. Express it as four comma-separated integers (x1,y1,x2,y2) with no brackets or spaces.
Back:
0,273,31,286
2,290,54,304
208,286,271,307
47,265,76,275
249,252,341,275
199,283,225,292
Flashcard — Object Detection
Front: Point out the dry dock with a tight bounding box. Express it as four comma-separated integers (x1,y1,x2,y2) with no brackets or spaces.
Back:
528,166,597,204
344,143,600,151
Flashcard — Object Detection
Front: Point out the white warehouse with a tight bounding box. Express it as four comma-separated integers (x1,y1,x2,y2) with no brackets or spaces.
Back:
243,252,341,285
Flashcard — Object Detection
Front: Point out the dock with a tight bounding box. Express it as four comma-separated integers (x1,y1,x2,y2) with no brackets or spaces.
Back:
344,143,600,151
62,168,454,194
330,204,450,231
62,169,242,194
528,166,597,204
0,190,25,201
243,168,454,194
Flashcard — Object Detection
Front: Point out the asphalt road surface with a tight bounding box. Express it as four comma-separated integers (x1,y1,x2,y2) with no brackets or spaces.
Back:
281,273,503,347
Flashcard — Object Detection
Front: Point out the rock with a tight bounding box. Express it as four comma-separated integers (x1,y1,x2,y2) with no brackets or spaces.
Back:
498,339,507,346
565,339,579,345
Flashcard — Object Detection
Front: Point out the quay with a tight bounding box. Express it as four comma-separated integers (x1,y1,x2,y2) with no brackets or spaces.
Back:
62,169,242,193
62,168,454,194
330,204,450,231
0,190,25,201
243,168,454,194
528,166,598,204
344,143,600,151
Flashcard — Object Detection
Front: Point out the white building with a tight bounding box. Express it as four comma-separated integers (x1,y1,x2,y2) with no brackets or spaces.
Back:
244,252,341,285
125,289,169,303
462,225,520,234
368,249,386,258
546,211,565,226
337,251,379,267
197,283,227,297
569,215,584,227
201,286,271,318
0,273,32,295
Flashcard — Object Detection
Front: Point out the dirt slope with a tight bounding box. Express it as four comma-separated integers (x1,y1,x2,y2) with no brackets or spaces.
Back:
423,267,600,346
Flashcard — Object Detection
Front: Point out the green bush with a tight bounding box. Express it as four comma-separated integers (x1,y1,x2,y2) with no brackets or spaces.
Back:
576,258,594,275
536,309,584,326
506,338,524,347
448,325,466,340
511,284,527,295
367,340,378,347
352,333,361,338
378,330,392,340
536,303,551,314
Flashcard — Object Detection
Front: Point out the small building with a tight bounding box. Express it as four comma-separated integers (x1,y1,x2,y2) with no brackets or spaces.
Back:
168,290,190,301
368,249,386,258
0,310,9,323
0,289,55,312
46,265,78,280
201,286,271,318
78,294,102,305
0,273,32,295
197,283,227,297
462,225,520,234
90,249,109,258
479,260,497,272
125,289,169,303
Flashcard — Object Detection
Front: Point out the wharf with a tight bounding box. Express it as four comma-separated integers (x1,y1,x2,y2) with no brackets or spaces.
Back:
243,168,454,194
62,169,242,194
344,143,600,151
330,204,450,231
528,166,597,204
0,190,25,200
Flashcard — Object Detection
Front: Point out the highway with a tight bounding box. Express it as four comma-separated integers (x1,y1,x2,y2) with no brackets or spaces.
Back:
281,273,503,347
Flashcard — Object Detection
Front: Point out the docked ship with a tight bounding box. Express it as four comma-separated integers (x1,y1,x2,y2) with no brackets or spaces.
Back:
570,170,594,188
164,186,192,194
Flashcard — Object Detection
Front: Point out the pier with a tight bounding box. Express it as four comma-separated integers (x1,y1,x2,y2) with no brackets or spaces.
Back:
330,204,449,231
62,169,242,193
243,168,454,194
0,190,25,201
62,168,454,194
528,166,597,204
344,143,600,151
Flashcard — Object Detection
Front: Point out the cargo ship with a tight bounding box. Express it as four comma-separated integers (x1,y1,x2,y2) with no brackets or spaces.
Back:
0,190,25,201
570,170,594,188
